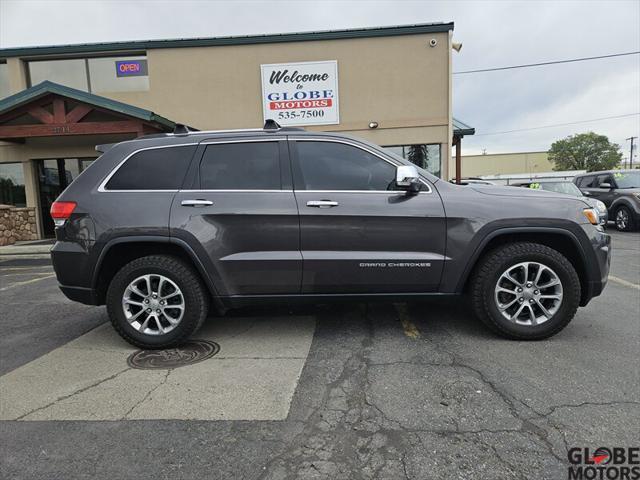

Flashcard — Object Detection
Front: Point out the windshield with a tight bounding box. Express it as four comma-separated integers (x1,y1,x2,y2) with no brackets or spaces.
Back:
613,171,640,189
539,182,583,196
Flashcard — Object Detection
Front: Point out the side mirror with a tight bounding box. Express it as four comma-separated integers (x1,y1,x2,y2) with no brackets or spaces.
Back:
599,182,612,189
582,191,591,196
396,165,421,194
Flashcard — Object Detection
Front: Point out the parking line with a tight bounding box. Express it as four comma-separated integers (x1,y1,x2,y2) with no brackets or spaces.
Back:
0,274,56,292
608,275,640,291
394,303,421,339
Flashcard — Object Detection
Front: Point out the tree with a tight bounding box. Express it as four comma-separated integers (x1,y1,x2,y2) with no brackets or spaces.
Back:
407,145,429,170
548,132,622,172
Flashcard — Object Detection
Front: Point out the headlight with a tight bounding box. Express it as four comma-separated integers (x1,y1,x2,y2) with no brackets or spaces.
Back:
634,193,640,202
582,208,600,225
595,200,607,213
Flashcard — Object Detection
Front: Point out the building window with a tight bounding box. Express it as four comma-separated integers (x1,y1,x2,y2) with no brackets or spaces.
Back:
29,59,89,91
0,61,10,99
88,56,149,93
385,144,441,178
0,162,27,207
28,55,149,93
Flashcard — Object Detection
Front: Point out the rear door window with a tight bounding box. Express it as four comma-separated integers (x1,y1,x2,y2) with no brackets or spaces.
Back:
199,141,281,190
105,146,196,190
579,176,596,188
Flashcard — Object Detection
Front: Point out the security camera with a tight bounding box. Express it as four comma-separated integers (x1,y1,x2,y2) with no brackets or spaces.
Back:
429,38,437,47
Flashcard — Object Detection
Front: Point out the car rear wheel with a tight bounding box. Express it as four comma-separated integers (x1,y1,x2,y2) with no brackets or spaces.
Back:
614,205,635,232
470,242,580,340
106,255,209,349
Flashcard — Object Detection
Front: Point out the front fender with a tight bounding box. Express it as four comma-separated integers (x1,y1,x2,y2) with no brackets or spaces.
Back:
439,219,594,294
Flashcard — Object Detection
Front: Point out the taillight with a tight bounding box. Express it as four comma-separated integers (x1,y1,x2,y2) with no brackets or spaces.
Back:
50,201,77,226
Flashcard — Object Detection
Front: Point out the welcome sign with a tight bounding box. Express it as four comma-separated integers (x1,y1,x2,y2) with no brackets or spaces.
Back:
260,60,339,126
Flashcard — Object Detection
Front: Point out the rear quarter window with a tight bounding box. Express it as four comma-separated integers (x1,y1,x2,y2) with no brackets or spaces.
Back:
105,146,196,190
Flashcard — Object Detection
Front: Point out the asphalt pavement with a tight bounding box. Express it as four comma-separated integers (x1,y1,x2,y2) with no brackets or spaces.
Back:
0,230,638,480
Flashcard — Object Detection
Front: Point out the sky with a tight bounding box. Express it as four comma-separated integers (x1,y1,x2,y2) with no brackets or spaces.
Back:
1,0,639,158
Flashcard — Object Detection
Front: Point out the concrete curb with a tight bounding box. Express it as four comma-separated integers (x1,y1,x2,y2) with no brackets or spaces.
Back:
0,245,52,256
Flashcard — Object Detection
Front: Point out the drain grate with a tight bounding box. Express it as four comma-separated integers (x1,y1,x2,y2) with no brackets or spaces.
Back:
127,340,220,370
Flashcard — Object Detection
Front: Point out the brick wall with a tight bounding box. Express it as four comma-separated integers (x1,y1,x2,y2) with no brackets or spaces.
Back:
0,205,38,246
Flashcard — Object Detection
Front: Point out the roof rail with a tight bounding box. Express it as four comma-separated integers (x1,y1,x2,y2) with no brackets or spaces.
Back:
263,119,305,132
173,123,199,135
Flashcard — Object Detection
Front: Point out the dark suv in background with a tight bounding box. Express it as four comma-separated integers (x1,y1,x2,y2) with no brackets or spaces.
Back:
50,122,611,349
574,170,640,231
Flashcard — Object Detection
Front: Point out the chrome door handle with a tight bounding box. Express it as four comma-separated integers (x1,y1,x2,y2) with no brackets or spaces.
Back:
307,200,339,208
181,199,213,207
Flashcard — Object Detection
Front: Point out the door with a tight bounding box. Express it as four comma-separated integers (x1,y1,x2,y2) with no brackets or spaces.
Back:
290,138,447,294
170,138,301,296
37,158,95,236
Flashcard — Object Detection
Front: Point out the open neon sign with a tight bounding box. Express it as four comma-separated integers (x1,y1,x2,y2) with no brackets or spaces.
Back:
115,60,148,77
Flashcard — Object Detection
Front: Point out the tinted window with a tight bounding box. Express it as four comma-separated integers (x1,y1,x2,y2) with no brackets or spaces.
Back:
596,174,613,187
200,142,280,190
105,146,195,190
579,176,596,188
295,141,396,191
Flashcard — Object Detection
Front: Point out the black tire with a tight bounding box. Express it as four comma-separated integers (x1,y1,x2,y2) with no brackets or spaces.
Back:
470,242,580,340
106,255,209,349
614,205,636,232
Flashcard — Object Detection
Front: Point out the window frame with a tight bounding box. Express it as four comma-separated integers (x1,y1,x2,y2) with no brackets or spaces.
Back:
26,52,149,93
98,144,196,193
191,138,287,192
289,137,432,193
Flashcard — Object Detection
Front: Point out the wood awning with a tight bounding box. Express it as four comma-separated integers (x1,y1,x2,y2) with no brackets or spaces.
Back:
0,81,177,141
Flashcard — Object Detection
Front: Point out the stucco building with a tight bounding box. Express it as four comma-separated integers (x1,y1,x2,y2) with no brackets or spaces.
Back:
0,22,474,239
449,151,553,179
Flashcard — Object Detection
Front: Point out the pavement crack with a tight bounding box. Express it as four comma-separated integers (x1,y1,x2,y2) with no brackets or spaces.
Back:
542,400,640,416
15,367,132,420
121,369,172,420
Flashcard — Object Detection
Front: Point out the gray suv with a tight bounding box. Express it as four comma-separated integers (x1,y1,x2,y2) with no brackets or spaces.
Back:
574,170,640,231
50,122,611,348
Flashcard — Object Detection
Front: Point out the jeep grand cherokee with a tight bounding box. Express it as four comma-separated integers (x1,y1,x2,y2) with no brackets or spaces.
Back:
50,122,611,348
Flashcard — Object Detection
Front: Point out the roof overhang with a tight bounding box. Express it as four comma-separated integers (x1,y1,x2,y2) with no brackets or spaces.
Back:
0,81,176,141
0,23,454,58
453,117,475,138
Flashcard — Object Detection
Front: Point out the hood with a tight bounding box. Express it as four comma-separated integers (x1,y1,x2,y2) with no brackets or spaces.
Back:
470,185,592,207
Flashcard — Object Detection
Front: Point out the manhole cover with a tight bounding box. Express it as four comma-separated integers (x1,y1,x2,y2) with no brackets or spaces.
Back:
127,340,220,370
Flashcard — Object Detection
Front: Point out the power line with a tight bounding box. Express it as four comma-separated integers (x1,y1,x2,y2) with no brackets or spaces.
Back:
474,113,640,136
453,51,640,74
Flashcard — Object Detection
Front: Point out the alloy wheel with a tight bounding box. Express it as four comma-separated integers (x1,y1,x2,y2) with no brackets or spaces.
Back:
616,209,629,230
494,261,563,326
122,274,185,335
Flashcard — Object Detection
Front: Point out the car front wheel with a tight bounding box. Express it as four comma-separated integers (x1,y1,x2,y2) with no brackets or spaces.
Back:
614,205,636,232
106,255,209,349
470,242,580,340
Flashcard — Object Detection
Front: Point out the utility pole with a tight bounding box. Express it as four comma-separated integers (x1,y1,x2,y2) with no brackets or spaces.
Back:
626,137,637,169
